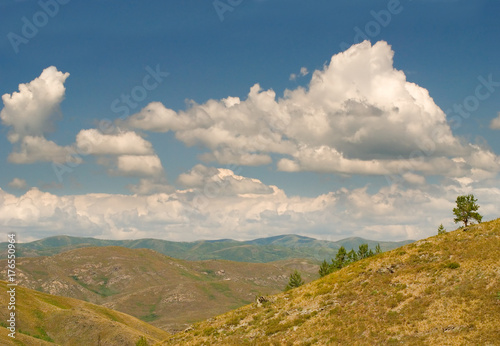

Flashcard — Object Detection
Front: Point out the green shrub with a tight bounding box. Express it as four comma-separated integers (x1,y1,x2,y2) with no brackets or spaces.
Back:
445,262,460,269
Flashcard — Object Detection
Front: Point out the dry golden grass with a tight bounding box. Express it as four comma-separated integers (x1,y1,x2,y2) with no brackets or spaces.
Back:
0,281,170,346
161,219,500,345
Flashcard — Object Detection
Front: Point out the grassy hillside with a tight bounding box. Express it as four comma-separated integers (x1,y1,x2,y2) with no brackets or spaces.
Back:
0,235,412,263
0,281,169,346
0,247,319,333
163,219,500,345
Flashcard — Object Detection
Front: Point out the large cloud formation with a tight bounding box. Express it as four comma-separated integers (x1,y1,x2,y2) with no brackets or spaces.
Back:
122,41,500,184
1,66,69,143
1,42,499,242
0,66,77,164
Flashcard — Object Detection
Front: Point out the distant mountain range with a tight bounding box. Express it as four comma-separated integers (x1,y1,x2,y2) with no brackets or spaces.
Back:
0,246,319,333
0,234,414,263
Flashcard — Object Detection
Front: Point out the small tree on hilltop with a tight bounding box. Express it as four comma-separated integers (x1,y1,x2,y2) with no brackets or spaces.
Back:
319,260,331,277
334,246,347,268
347,249,358,263
358,244,369,259
285,270,304,291
453,194,482,227
437,224,446,235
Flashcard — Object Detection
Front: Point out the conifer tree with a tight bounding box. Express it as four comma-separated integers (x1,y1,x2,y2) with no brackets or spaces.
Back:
335,246,347,266
319,260,331,277
285,270,304,291
437,224,446,235
347,249,358,263
358,244,369,259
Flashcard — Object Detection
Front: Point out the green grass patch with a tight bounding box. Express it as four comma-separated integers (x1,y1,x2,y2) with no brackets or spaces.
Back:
34,326,54,342
33,309,44,320
141,312,159,322
38,296,71,309
445,262,460,269
69,275,118,297
199,285,216,300
89,305,123,323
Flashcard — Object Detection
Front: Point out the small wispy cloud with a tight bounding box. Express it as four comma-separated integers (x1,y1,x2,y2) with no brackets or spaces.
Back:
8,178,28,190
490,112,500,130
289,66,309,81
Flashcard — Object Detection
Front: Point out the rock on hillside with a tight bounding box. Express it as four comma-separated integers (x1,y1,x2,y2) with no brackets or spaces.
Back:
163,219,500,345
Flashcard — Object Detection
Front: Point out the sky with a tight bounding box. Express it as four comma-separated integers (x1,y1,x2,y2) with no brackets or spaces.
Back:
0,0,499,242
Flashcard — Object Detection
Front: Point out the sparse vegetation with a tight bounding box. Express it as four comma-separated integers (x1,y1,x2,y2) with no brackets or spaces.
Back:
163,218,500,345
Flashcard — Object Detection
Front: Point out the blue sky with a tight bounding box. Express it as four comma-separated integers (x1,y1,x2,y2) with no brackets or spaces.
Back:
1,0,499,242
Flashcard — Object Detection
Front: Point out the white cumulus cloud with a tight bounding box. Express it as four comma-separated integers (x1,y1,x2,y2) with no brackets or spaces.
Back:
75,129,154,155
8,136,81,165
490,112,500,130
121,41,499,182
1,66,69,143
1,66,75,164
114,155,164,177
177,164,274,196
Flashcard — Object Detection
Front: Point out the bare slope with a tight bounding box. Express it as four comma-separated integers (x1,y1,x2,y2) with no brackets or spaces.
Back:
0,247,318,333
163,219,500,345
0,281,169,346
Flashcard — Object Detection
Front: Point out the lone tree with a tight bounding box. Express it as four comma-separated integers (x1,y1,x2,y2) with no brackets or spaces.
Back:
285,270,304,291
136,336,149,346
437,224,446,235
453,194,482,227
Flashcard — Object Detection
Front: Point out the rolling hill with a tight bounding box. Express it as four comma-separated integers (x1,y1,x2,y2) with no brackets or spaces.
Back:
0,246,319,333
162,219,500,344
0,281,170,346
0,234,413,263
